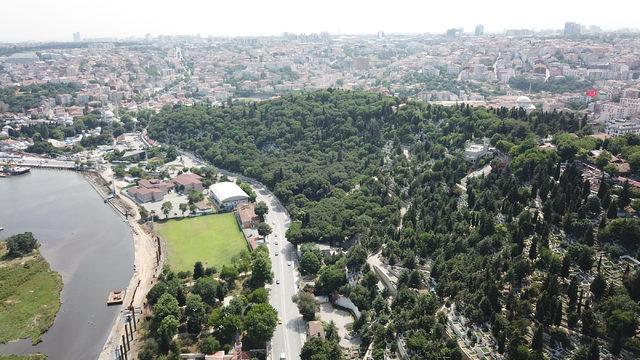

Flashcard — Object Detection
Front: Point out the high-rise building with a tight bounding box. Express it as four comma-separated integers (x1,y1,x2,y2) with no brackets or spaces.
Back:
564,22,581,36
446,28,463,38
475,24,484,36
73,32,81,42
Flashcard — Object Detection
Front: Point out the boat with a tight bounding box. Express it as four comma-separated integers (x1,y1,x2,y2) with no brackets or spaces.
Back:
1,161,31,176
107,289,126,305
9,166,31,175
0,227,4,231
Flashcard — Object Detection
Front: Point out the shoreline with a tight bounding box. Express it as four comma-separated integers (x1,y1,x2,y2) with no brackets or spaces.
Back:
12,160,163,359
94,168,163,360
0,248,63,348
0,168,136,359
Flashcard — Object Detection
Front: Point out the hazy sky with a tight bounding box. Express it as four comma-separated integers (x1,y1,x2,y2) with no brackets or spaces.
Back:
1,0,639,42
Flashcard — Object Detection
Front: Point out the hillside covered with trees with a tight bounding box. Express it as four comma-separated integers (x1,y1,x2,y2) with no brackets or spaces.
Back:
509,76,593,94
0,82,80,113
148,89,640,359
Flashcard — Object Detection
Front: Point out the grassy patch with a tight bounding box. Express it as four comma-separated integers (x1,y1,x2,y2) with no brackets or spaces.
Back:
0,355,46,360
0,243,63,345
157,213,248,272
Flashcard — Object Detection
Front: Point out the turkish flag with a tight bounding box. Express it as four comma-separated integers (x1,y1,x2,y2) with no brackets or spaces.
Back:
586,89,598,97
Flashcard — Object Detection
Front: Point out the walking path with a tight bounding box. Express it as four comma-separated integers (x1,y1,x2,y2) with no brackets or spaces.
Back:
98,168,163,360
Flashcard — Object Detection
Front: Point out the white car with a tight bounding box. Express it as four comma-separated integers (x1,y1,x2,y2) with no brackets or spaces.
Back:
275,241,278,245
276,279,280,284
287,261,292,266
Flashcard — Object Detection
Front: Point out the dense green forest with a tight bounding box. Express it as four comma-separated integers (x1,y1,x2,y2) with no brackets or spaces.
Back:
509,76,593,94
7,110,153,156
139,248,278,359
149,91,402,245
148,90,640,359
396,70,501,98
0,82,80,112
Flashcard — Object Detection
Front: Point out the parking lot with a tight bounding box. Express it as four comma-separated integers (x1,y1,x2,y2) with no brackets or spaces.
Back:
317,302,362,348
141,192,190,219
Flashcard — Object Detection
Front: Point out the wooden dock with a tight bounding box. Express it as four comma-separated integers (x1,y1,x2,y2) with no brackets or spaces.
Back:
107,289,126,305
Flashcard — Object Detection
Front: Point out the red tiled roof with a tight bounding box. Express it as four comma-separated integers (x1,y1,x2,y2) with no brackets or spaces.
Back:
128,186,163,196
237,202,258,224
618,176,640,188
138,178,173,190
173,173,203,186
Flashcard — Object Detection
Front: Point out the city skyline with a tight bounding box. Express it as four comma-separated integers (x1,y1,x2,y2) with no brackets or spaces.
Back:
4,3,640,359
1,0,639,42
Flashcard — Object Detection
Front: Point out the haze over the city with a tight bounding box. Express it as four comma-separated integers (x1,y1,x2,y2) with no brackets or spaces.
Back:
5,0,640,359
1,0,639,42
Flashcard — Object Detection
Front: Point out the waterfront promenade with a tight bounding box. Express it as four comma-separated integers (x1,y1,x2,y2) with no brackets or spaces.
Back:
97,167,164,360
0,155,78,170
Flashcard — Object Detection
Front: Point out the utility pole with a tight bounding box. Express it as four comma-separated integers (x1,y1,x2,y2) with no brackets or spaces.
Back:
130,307,137,330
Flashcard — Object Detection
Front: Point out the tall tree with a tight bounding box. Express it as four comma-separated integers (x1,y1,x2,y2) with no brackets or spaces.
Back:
185,294,207,334
249,247,273,287
244,303,278,345
292,291,318,321
255,201,269,221
193,261,204,279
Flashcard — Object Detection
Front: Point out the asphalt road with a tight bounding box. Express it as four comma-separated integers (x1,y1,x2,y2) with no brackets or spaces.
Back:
253,184,305,360
210,164,305,360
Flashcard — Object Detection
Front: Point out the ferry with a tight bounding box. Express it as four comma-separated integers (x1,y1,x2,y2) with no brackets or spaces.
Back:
1,165,31,176
9,166,31,175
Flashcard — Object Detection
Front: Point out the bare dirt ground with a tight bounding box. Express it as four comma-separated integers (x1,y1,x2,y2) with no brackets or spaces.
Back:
317,303,362,348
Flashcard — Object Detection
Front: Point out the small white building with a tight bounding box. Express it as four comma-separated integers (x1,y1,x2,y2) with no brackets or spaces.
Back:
516,96,536,112
464,138,494,162
209,182,249,211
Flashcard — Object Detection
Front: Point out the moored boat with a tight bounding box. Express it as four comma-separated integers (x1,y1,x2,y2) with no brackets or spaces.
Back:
9,166,31,175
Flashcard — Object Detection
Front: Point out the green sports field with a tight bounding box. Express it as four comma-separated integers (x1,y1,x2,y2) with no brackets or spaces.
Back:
157,213,248,272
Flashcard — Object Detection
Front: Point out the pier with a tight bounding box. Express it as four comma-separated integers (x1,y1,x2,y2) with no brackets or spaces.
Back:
0,156,79,171
107,290,126,305
2,160,78,170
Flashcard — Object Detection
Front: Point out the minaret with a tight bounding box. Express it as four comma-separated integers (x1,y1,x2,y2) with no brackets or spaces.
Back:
231,335,243,359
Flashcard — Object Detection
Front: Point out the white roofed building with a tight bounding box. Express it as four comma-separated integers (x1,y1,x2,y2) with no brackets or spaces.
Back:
516,96,536,112
209,181,249,211
464,137,495,162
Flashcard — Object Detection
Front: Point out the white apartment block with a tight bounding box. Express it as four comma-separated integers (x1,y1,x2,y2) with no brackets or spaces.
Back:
620,98,640,113
605,118,640,136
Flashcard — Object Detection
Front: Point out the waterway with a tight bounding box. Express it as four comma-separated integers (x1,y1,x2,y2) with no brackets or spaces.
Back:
0,170,134,360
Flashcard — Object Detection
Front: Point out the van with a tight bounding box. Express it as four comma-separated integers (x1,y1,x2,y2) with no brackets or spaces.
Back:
280,353,286,359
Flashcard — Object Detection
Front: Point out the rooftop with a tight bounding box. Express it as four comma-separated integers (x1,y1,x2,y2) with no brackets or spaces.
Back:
209,181,249,203
307,320,325,339
173,172,202,186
